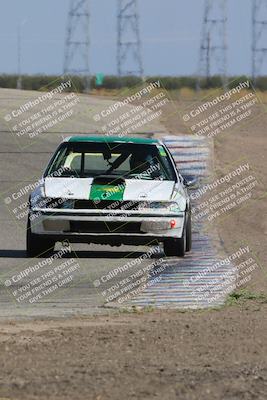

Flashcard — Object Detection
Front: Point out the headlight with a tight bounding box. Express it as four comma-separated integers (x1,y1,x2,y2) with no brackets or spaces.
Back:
30,184,45,208
166,202,181,212
30,183,74,209
138,201,180,212
31,193,51,208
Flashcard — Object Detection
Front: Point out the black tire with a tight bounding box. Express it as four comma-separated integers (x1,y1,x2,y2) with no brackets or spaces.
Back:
163,220,186,257
186,211,192,252
26,216,55,257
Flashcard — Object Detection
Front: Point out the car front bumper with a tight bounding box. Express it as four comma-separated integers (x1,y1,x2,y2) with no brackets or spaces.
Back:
29,208,185,243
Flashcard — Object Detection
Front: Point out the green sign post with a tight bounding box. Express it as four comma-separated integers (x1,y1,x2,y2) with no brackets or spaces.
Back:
95,73,105,87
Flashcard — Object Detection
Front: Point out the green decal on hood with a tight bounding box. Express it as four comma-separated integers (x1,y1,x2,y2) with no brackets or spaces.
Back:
89,183,125,201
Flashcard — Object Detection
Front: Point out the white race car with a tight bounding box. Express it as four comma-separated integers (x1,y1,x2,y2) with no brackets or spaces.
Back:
27,136,194,257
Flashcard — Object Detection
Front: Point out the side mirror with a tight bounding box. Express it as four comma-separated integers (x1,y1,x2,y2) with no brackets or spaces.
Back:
183,175,199,189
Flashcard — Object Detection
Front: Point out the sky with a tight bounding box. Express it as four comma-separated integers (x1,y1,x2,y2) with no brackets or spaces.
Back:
0,0,255,77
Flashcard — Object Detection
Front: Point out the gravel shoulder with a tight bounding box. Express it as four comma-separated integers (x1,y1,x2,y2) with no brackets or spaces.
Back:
0,301,266,400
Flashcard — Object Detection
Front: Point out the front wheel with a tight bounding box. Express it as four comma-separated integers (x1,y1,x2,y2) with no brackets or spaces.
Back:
186,211,192,252
163,221,186,257
26,216,55,257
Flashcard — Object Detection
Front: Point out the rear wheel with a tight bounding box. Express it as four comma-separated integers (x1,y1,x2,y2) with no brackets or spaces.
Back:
163,220,186,257
26,216,55,257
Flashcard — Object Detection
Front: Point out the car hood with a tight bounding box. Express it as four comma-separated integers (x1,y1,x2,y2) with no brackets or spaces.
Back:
43,177,175,201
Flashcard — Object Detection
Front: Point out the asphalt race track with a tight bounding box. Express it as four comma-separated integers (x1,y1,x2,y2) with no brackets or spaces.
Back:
0,89,236,319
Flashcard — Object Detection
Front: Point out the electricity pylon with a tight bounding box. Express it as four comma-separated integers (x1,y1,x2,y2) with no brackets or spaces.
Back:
117,0,143,77
197,0,228,90
63,0,91,92
252,0,267,83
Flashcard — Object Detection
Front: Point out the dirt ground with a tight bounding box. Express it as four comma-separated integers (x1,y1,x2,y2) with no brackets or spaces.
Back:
0,301,266,400
0,95,266,400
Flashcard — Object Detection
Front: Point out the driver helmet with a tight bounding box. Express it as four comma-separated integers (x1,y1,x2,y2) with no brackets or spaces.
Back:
130,151,154,173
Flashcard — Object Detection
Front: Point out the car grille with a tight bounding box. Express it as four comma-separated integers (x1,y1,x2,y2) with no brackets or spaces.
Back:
69,221,142,234
74,199,141,210
45,198,148,211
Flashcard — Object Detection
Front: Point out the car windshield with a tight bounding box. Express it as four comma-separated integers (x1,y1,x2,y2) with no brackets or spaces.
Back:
45,141,177,181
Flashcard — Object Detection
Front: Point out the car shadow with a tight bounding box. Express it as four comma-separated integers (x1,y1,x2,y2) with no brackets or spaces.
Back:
62,250,150,259
0,249,163,259
0,250,27,258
